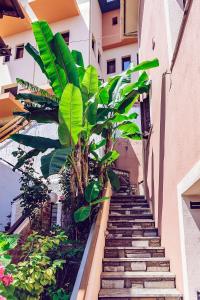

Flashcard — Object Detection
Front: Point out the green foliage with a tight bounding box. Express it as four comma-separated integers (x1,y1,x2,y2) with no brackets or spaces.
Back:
52,33,79,87
128,58,159,73
48,288,70,300
107,168,120,191
12,148,51,223
13,230,67,300
100,150,120,166
0,233,18,300
71,50,84,67
58,84,83,146
25,43,46,75
74,180,109,223
17,93,59,108
11,134,61,151
85,180,101,203
0,233,19,267
32,21,67,98
74,206,91,223
82,65,98,98
41,147,72,178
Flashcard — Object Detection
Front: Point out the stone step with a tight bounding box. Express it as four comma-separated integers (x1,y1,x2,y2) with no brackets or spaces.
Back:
101,271,176,289
107,227,158,237
111,200,146,204
110,203,149,208
110,206,151,215
99,288,182,299
108,220,155,229
112,195,145,199
104,247,165,258
103,258,170,272
105,237,161,247
109,214,153,221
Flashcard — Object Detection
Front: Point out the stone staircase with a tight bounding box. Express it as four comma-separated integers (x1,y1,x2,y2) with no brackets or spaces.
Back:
98,182,182,299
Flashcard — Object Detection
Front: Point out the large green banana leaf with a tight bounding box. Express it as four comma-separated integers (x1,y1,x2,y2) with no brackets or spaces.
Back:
82,65,98,98
52,33,79,87
71,50,84,67
127,58,159,74
58,84,83,146
11,134,61,151
32,21,67,98
41,147,72,178
25,43,47,75
17,93,58,108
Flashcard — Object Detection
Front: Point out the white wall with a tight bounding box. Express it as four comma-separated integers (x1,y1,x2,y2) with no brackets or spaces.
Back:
0,1,91,90
0,161,21,231
0,122,59,229
102,43,138,81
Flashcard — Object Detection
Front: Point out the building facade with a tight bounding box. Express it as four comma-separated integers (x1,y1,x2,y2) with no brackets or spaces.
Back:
139,0,200,299
0,0,140,231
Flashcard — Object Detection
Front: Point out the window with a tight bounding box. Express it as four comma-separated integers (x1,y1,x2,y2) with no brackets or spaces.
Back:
92,35,96,53
15,44,24,59
107,59,116,74
61,31,70,45
98,51,101,65
112,16,118,25
3,86,18,97
122,56,131,71
4,54,11,63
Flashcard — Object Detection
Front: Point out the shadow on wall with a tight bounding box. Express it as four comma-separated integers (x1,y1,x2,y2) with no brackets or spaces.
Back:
158,74,167,233
114,138,143,186
143,73,166,231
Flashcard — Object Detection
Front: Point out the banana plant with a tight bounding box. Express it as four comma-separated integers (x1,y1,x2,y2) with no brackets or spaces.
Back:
11,20,159,225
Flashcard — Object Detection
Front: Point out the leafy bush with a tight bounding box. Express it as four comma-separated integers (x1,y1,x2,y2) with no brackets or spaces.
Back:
13,230,67,300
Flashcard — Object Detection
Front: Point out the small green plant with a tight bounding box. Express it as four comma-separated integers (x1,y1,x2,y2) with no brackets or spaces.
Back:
47,288,70,300
12,147,51,230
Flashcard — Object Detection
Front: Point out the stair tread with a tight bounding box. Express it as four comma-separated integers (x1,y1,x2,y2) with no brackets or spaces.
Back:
110,208,150,211
103,257,169,262
108,227,157,230
106,237,160,240
99,288,182,298
110,213,152,216
112,195,145,198
108,219,155,223
101,271,175,278
105,246,164,250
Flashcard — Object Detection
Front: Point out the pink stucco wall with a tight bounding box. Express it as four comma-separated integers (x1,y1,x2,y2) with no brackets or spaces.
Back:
114,139,143,187
102,9,121,48
139,0,200,292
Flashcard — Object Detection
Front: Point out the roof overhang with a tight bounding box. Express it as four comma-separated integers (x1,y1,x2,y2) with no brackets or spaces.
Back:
0,0,24,18
0,93,28,143
98,0,120,13
0,0,80,37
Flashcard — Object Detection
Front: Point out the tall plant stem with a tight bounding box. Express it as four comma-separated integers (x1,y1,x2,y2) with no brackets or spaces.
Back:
69,154,84,196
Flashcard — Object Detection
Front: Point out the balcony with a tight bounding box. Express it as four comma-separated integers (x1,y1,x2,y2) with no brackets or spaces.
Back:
0,92,28,142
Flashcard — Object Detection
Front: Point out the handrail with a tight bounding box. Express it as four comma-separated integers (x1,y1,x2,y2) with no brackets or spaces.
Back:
71,182,112,300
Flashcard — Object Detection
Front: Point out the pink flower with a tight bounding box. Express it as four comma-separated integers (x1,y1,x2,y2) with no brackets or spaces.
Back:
1,274,13,287
0,296,7,300
0,266,5,279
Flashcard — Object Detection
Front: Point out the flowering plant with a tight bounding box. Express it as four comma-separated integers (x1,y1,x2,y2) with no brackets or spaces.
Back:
0,233,18,300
